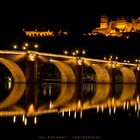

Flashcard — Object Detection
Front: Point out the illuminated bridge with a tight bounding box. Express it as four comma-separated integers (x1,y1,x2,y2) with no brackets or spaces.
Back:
0,50,139,84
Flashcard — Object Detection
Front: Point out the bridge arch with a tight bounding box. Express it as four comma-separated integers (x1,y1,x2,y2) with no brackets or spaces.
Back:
120,67,136,83
89,64,111,83
40,60,76,83
0,58,26,82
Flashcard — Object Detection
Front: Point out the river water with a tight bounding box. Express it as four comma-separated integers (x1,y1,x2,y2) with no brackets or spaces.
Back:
0,82,139,139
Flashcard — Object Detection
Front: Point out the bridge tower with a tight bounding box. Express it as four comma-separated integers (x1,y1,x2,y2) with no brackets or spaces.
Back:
100,16,108,29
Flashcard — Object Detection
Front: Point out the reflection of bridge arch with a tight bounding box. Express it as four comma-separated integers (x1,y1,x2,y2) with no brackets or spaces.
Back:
119,84,136,101
84,84,111,107
0,58,26,83
90,64,111,83
38,84,76,111
120,67,136,83
40,60,76,83
0,84,26,109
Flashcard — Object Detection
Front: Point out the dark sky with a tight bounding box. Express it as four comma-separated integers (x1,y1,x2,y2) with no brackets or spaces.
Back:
1,0,140,30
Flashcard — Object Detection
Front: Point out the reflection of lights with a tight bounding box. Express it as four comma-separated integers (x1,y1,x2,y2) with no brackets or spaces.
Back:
137,112,139,118
74,111,77,119
24,118,27,125
123,102,126,110
138,103,140,110
49,85,51,96
109,108,111,115
8,81,12,89
49,101,52,109
126,101,129,110
97,105,99,113
62,111,64,117
135,103,137,112
68,110,71,117
13,116,16,123
101,106,104,113
34,116,37,124
28,104,35,115
80,111,83,119
22,114,25,122
113,107,116,114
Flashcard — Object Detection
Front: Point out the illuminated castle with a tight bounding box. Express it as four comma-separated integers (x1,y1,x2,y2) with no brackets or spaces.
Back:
88,16,140,37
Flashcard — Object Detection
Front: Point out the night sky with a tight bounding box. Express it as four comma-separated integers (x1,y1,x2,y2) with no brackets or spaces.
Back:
0,0,140,60
1,0,140,31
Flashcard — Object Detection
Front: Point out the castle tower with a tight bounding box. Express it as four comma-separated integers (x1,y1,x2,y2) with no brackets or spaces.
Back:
100,16,108,28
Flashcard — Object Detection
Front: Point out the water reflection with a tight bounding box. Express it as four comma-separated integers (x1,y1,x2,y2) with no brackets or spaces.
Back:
0,82,139,119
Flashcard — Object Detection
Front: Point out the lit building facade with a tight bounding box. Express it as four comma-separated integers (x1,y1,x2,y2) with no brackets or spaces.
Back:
88,16,140,37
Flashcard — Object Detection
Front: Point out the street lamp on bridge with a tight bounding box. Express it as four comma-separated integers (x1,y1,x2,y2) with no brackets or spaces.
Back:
135,59,140,71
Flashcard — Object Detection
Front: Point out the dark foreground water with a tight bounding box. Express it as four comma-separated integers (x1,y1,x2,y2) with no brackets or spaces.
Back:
0,82,139,139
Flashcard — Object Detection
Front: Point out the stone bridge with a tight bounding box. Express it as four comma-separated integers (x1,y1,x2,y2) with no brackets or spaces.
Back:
0,50,139,83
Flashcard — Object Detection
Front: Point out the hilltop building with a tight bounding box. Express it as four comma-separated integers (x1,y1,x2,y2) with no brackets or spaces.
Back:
88,16,140,37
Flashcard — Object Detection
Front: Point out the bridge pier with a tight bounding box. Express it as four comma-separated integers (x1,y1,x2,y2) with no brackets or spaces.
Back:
135,69,140,83
108,67,116,83
74,57,84,83
25,83,38,116
25,52,38,83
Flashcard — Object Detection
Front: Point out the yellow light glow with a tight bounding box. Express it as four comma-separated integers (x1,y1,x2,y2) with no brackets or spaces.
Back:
135,59,138,62
24,118,27,125
34,116,37,124
104,57,106,60
13,115,16,123
25,43,28,47
64,50,68,55
22,46,26,50
13,45,17,49
80,111,82,119
72,52,76,56
82,50,86,55
74,111,77,119
22,114,25,122
27,104,35,115
75,50,79,54
68,109,71,117
28,53,36,61
62,111,64,117
115,56,118,60
34,44,38,49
